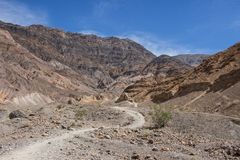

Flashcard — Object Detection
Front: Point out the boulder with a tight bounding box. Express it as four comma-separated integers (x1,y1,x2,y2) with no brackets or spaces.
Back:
9,110,26,119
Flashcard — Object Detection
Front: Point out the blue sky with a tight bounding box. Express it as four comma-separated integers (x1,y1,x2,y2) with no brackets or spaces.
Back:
0,0,239,56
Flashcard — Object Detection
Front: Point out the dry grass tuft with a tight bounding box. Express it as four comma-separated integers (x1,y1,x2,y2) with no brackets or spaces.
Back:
0,89,10,104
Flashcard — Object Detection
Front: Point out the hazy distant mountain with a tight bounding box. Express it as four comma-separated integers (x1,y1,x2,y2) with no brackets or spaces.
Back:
142,55,192,77
173,54,209,66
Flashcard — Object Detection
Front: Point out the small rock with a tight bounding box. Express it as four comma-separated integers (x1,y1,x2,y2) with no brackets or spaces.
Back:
106,150,111,154
55,121,61,125
61,125,67,129
152,147,158,151
131,152,140,159
98,126,104,130
67,99,72,104
9,110,26,119
189,152,195,155
19,124,30,128
67,127,74,131
161,147,170,151
148,139,154,144
188,141,196,147
90,134,95,138
153,133,159,137
75,135,80,138
42,133,48,137
104,135,111,139
48,142,51,144
121,133,127,137
100,143,106,147
181,140,186,145
145,155,152,159
134,129,140,133
137,140,146,146
127,130,132,134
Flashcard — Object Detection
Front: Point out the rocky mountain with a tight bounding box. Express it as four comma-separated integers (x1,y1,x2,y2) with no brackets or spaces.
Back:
117,43,240,117
0,21,156,102
141,55,192,77
105,55,193,96
0,21,240,160
0,21,155,88
174,54,209,66
0,28,97,103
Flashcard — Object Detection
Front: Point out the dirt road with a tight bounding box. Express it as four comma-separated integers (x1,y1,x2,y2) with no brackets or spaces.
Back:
0,106,145,160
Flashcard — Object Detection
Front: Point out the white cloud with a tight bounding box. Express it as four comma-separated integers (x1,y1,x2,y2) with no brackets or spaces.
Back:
79,30,106,37
93,0,112,17
93,0,122,17
0,0,48,26
119,32,210,56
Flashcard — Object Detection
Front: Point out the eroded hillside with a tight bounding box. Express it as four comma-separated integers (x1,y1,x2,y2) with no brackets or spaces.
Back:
118,43,240,117
0,21,155,90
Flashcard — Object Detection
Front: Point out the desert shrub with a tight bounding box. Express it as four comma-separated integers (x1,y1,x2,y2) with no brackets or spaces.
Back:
57,104,65,110
97,102,102,107
75,109,86,120
151,105,172,128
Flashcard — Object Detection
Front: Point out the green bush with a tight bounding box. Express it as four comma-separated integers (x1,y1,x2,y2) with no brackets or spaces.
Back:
75,109,86,120
151,105,172,128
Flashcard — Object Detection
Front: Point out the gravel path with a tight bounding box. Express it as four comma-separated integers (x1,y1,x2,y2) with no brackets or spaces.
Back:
0,106,145,160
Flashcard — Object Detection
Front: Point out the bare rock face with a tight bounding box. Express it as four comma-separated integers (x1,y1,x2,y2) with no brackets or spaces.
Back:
0,21,155,89
141,55,192,77
0,27,97,102
115,55,193,102
115,92,130,103
0,21,156,101
118,43,240,117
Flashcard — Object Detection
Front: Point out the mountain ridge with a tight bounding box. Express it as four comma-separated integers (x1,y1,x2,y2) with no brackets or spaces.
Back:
141,54,192,77
173,54,209,66
0,21,156,89
117,43,240,117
